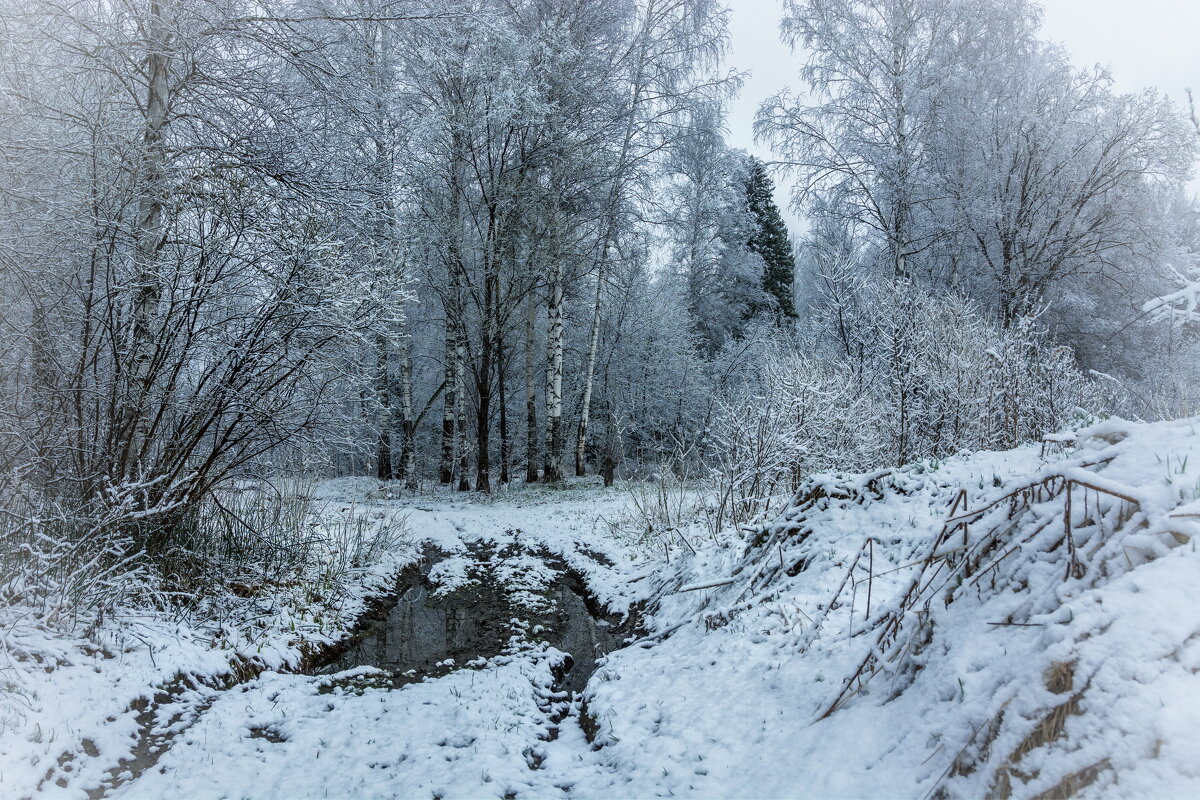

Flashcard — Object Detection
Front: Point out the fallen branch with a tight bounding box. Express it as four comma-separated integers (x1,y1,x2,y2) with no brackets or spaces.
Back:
677,578,736,593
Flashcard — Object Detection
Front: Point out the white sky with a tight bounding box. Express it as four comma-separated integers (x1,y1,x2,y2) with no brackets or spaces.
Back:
725,0,1200,232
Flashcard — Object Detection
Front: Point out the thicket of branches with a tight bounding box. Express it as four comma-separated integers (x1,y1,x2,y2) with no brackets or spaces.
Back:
710,286,1099,529
0,0,1196,602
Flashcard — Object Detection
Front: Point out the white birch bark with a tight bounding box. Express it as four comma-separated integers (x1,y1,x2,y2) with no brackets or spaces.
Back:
126,0,172,468
543,257,565,482
574,260,604,476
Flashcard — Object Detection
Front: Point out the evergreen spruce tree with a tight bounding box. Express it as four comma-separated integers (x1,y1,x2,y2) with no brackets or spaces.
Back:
745,158,797,318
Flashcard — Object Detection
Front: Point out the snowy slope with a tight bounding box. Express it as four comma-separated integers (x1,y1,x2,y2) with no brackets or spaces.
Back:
580,416,1200,798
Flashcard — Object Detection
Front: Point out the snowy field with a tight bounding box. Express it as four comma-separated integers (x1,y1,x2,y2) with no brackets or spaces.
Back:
4,418,1200,799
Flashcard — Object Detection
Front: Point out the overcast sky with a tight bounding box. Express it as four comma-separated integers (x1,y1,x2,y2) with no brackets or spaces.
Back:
725,0,1200,230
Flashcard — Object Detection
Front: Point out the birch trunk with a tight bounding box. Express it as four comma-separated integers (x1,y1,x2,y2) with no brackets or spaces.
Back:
543,258,565,483
569,16,651,480
574,259,604,476
124,0,172,472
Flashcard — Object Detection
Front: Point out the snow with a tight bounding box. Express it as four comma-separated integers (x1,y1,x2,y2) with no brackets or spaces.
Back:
111,649,574,800
0,496,418,799
7,418,1200,798
1145,273,1200,327
573,417,1200,798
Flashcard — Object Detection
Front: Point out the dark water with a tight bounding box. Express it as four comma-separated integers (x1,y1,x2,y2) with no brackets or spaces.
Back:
320,545,626,693
547,578,624,693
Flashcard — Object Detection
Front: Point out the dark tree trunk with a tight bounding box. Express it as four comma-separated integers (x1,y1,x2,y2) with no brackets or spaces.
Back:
398,334,417,490
439,305,458,485
375,339,395,481
524,296,539,483
498,333,510,486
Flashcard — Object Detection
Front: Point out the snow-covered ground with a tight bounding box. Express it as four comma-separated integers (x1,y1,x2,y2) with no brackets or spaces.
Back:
0,480,655,799
6,417,1200,799
100,481,660,799
0,491,417,799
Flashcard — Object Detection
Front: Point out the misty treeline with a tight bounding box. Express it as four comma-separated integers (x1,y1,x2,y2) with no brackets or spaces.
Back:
0,0,1196,578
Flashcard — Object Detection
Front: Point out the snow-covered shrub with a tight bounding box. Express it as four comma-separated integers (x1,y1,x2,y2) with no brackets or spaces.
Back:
980,314,1101,449
0,474,406,639
711,284,1098,527
162,482,324,595
310,505,409,594
0,477,153,632
160,481,408,605
618,466,706,555
709,344,884,529
875,281,989,463
872,282,1099,461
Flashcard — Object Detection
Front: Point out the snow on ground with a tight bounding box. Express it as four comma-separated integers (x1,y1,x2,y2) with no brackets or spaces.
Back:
580,417,1200,799
0,494,417,799
112,651,574,800
8,417,1200,799
0,479,652,799
92,481,656,800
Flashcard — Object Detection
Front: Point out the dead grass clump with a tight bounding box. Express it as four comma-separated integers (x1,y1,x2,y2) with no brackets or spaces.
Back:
1029,759,1111,800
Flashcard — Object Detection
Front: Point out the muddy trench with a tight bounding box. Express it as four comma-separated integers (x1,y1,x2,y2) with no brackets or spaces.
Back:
313,541,634,695
62,540,633,799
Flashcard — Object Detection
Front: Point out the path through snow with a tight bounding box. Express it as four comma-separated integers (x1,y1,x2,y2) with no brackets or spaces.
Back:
107,483,665,800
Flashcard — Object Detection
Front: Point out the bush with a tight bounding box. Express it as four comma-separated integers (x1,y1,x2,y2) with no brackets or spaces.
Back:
0,476,406,634
709,282,1099,528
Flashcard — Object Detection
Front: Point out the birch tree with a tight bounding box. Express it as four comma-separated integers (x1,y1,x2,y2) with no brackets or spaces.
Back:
935,30,1195,324
758,0,964,280
573,0,733,476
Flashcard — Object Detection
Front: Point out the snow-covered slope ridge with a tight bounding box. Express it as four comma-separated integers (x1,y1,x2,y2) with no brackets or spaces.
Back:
584,416,1200,799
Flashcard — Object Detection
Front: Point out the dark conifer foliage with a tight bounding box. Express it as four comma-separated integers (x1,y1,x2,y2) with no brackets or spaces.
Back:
744,158,796,318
